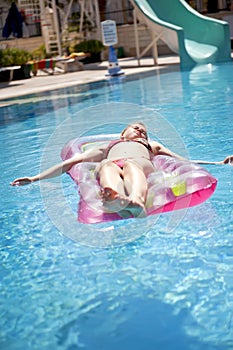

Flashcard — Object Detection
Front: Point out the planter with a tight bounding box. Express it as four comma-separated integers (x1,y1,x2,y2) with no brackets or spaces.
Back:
0,49,32,80
0,69,10,82
80,52,101,64
13,64,31,80
72,40,104,64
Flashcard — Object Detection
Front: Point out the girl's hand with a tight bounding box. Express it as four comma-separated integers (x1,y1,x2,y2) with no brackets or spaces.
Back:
222,155,233,165
10,177,33,186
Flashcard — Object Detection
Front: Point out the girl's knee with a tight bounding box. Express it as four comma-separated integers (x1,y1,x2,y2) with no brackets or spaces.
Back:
124,159,143,172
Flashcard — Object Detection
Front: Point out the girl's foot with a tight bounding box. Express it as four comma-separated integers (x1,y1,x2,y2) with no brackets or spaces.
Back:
100,188,147,218
101,187,131,213
126,196,147,218
126,201,147,218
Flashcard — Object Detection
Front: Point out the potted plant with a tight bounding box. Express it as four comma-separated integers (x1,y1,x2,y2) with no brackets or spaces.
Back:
72,39,105,64
0,48,32,80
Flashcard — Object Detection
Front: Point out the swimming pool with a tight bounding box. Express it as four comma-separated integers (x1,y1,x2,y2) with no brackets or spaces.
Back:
1,63,233,349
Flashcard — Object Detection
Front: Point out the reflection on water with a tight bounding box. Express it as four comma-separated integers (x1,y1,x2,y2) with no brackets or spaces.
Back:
0,63,233,349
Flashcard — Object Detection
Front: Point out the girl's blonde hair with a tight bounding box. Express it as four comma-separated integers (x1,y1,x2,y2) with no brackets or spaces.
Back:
120,122,148,139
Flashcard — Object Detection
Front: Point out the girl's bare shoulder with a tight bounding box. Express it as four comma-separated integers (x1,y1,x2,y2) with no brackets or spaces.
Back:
150,140,163,154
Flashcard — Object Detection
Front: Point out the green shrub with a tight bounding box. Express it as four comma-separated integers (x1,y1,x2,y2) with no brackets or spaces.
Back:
0,48,32,67
31,45,48,60
72,39,104,54
0,50,3,65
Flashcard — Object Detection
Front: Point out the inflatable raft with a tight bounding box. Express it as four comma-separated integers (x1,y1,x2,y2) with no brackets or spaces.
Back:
61,135,217,224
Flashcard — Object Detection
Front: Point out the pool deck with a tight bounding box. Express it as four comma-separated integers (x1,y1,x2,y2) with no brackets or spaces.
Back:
0,56,180,101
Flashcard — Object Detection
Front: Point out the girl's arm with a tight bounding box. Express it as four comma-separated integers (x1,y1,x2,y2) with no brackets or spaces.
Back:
11,146,106,186
151,141,233,165
11,158,78,186
150,141,187,160
191,155,233,165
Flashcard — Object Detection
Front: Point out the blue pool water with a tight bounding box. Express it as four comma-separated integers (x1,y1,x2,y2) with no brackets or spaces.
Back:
1,63,233,349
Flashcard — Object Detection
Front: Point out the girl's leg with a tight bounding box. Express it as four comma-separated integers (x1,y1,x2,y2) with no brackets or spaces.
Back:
98,161,124,197
97,160,151,218
97,161,131,214
122,160,148,217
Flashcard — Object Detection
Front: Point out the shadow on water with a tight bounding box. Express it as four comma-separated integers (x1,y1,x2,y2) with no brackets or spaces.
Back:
0,64,182,127
0,91,101,127
56,295,230,350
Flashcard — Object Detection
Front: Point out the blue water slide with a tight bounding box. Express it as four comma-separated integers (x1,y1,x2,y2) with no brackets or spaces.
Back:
131,0,232,67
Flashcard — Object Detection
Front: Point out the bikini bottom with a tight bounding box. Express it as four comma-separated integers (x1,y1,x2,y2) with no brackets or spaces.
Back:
112,159,125,168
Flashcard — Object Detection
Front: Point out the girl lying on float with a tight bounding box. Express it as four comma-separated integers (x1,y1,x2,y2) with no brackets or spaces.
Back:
11,122,233,224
